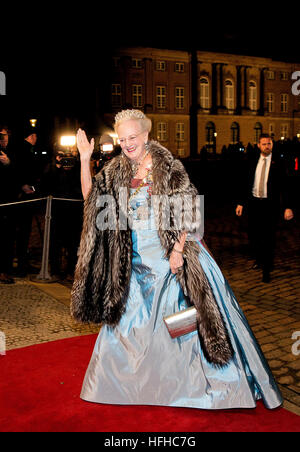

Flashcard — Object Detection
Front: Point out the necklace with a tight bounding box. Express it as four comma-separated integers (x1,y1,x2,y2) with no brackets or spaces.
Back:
130,146,150,177
128,167,153,216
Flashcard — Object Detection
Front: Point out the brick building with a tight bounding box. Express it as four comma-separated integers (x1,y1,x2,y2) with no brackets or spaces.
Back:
107,47,300,156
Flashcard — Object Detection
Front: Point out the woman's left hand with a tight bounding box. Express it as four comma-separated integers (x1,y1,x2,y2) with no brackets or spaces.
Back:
169,250,184,274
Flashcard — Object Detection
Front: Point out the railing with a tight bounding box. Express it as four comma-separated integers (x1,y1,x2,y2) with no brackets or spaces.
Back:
0,196,83,283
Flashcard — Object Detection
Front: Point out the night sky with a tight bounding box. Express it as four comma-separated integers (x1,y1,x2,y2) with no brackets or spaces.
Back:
1,6,299,133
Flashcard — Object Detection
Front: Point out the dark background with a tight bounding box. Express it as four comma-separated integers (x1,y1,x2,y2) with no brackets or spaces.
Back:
1,5,299,143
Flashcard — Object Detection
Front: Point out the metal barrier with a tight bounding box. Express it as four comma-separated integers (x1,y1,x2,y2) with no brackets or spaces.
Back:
0,195,83,283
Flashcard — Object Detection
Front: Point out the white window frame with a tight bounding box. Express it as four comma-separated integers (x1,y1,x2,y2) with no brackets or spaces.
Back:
200,77,210,109
175,87,184,109
175,62,184,72
280,124,289,139
269,123,275,138
249,81,257,111
132,84,143,108
266,93,274,113
225,79,234,110
156,85,167,109
280,93,288,113
156,60,166,71
157,122,168,141
176,122,185,141
132,58,142,69
112,83,121,107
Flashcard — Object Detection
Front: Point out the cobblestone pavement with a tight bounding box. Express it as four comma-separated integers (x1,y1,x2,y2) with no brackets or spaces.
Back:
0,198,299,416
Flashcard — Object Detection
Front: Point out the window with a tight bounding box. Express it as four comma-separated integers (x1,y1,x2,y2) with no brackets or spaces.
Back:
156,61,166,71
205,122,216,145
254,122,263,144
280,124,289,139
176,123,185,141
269,123,275,139
267,71,275,80
280,93,288,113
175,62,184,72
249,81,257,111
230,122,240,144
225,79,234,110
175,87,184,109
156,86,167,109
132,84,143,108
280,72,289,80
157,122,168,141
266,93,274,113
112,84,121,107
200,77,210,109
132,58,142,68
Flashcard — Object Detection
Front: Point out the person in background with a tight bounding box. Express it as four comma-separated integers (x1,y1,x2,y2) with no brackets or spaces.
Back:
14,127,40,276
0,125,17,283
236,134,294,283
41,149,83,279
93,133,119,175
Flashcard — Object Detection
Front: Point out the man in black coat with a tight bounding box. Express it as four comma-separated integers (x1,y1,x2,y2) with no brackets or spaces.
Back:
14,127,40,276
236,134,294,282
0,126,17,283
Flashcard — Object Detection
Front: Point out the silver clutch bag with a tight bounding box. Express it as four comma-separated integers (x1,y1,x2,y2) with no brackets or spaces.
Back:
163,306,198,338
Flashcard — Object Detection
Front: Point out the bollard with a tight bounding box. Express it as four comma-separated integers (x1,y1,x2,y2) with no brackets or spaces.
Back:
31,196,57,283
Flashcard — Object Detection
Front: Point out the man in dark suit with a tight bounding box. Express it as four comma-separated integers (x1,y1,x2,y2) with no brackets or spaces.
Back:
236,134,294,282
14,127,39,276
0,126,17,283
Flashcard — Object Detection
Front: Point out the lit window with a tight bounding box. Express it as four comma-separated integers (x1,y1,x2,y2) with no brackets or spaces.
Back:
157,86,167,109
280,93,288,113
132,84,143,108
176,123,185,141
157,122,168,141
225,80,234,110
175,87,184,109
156,61,166,71
280,124,289,139
132,58,142,68
254,122,262,143
266,93,274,113
231,122,239,144
249,81,257,111
200,78,210,109
175,62,184,72
112,84,121,107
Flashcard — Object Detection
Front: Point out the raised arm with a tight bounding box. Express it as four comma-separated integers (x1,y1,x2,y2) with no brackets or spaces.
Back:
76,129,95,200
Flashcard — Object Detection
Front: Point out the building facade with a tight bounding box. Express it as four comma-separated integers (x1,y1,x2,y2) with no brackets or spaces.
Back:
108,47,300,156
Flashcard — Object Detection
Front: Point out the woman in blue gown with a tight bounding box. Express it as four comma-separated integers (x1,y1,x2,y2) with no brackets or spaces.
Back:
72,110,283,411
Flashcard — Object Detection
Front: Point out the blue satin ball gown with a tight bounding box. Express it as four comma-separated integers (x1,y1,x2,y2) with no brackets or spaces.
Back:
80,184,282,410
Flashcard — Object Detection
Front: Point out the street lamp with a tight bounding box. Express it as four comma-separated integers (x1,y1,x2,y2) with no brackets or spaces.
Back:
30,119,37,128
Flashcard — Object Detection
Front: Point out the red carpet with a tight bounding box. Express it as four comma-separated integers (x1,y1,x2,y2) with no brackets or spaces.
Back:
0,334,299,432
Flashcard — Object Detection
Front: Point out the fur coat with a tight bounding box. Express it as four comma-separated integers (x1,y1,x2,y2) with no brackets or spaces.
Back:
71,140,233,367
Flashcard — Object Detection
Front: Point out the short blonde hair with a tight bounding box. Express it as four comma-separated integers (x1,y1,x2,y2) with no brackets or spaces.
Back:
114,109,152,134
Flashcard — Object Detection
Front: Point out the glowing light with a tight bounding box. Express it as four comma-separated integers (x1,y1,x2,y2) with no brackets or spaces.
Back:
102,144,114,152
30,119,37,127
60,135,76,147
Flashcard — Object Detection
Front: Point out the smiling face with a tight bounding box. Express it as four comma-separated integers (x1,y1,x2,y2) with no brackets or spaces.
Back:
117,119,149,162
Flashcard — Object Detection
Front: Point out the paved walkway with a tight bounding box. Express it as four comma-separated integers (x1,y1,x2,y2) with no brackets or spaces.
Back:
0,199,299,417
